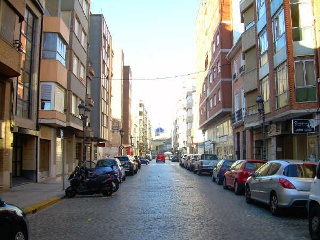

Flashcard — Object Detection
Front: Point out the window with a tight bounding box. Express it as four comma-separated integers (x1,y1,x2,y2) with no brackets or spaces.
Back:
213,67,217,79
72,94,80,116
17,8,35,118
295,59,316,102
273,8,286,53
212,41,216,54
43,33,66,66
235,91,239,111
256,0,266,20
216,32,220,46
214,94,217,106
73,54,79,77
74,18,80,37
258,29,268,67
209,72,213,84
218,89,221,102
217,61,221,73
275,63,288,108
210,98,212,109
291,0,313,42
260,76,270,113
40,83,65,113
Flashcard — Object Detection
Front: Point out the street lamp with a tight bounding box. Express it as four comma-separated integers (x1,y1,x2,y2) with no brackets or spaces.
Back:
78,102,90,165
256,96,266,161
119,129,124,155
202,129,206,154
130,135,133,147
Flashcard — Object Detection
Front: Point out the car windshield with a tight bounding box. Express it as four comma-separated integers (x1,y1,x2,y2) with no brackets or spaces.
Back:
245,162,265,170
115,157,129,162
96,159,115,167
283,164,316,178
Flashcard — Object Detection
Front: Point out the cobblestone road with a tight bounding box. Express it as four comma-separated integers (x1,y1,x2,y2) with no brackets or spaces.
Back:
28,161,310,240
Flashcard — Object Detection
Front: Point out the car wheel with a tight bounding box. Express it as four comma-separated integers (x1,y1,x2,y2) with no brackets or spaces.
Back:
123,176,126,181
65,186,76,198
12,225,27,240
270,192,280,216
102,189,113,197
234,181,241,195
217,177,222,185
309,205,320,240
197,169,201,175
223,178,228,189
130,169,134,176
245,185,253,204
211,174,215,182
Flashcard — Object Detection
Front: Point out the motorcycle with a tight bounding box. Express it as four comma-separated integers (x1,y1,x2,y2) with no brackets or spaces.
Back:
65,166,119,198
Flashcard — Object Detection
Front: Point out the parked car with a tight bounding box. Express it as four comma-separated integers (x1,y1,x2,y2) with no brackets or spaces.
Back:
193,154,219,175
140,157,149,165
94,158,126,182
179,154,188,167
245,159,316,216
188,154,201,172
223,160,266,194
115,156,138,176
134,156,142,169
212,159,235,185
171,155,179,162
156,153,166,163
308,160,320,239
0,198,29,239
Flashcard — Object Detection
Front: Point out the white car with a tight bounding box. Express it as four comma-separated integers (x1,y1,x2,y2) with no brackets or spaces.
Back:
245,159,316,216
308,161,320,239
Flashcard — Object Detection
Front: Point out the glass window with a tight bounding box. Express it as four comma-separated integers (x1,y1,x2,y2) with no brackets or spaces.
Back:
73,54,79,77
291,1,313,42
41,83,52,110
43,33,66,66
54,85,65,113
256,162,269,176
17,8,35,119
260,76,270,113
273,8,286,53
295,59,316,102
216,33,220,46
256,0,266,20
267,163,281,175
275,62,288,108
258,29,268,66
283,164,316,178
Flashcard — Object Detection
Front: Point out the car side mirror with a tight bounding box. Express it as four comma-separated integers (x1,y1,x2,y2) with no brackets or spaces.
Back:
251,172,256,178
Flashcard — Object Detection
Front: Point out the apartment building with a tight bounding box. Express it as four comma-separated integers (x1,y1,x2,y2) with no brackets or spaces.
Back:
89,14,113,159
227,36,247,160
0,0,44,189
197,0,234,158
239,0,319,161
122,66,132,149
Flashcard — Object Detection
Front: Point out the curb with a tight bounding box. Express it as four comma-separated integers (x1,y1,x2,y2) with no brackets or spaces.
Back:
23,196,65,215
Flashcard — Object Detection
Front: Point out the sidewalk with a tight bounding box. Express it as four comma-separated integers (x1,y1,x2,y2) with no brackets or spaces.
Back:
0,176,68,215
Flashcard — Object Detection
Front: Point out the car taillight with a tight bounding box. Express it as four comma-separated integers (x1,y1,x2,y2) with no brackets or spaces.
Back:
279,178,296,189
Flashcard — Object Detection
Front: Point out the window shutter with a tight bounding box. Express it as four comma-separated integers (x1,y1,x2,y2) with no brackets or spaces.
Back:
41,83,52,101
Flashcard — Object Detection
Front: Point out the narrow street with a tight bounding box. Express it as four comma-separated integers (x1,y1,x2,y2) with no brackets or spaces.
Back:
28,161,309,240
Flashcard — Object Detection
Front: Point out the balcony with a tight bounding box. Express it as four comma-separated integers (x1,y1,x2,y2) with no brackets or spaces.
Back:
240,0,255,13
0,38,21,77
38,110,67,127
242,26,256,53
243,68,258,93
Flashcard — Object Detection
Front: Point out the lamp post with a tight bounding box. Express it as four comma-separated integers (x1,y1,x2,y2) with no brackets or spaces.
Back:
256,96,266,161
119,129,124,156
202,129,206,154
78,102,90,165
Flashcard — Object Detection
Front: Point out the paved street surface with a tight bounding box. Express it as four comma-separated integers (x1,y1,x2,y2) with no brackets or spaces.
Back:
28,161,310,240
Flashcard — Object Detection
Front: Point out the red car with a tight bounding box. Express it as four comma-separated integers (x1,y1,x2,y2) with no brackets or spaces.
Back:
156,153,165,163
223,160,266,195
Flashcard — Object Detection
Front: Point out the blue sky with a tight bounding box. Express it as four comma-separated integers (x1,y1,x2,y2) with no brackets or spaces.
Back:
91,0,199,133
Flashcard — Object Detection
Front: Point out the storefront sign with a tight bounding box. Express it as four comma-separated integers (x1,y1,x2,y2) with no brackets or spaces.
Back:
292,119,315,134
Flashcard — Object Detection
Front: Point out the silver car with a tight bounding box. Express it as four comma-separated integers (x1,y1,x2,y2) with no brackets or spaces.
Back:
245,159,316,216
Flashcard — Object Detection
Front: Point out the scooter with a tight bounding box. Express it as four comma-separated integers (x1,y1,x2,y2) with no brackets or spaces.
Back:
65,166,119,198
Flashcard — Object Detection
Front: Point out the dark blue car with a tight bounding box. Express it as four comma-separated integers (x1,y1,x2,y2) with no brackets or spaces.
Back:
94,158,126,182
212,159,235,185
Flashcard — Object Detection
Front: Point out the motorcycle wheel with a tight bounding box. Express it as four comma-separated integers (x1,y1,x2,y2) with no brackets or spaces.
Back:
113,181,119,192
65,186,76,198
102,189,113,197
